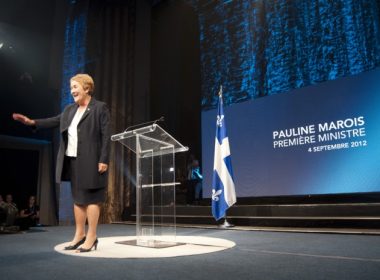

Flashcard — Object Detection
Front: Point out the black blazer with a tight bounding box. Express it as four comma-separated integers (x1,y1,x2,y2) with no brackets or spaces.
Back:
35,98,110,190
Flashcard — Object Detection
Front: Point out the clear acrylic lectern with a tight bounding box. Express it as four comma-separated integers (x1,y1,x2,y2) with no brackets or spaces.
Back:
111,124,188,248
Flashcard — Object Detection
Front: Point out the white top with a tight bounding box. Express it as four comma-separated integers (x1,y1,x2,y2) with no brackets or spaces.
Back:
65,108,86,157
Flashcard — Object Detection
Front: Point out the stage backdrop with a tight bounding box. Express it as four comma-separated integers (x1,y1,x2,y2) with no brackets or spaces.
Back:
197,0,380,198
202,68,380,197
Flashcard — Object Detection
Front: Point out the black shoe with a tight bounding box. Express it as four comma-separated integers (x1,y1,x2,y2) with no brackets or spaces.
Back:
77,238,98,253
64,237,86,250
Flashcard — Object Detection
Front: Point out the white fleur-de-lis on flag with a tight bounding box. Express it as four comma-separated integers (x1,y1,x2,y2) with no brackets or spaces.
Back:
216,115,224,127
212,189,223,201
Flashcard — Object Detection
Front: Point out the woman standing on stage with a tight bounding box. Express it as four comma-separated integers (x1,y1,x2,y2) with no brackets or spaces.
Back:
13,74,110,253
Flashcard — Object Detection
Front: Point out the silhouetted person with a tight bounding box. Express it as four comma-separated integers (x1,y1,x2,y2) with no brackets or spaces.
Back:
4,194,18,226
0,195,6,225
17,195,40,230
186,155,203,205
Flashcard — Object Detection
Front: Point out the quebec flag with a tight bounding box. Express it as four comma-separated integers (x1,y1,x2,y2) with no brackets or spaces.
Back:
212,90,236,221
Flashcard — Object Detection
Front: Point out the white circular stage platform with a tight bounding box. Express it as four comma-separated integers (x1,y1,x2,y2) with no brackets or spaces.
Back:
54,236,235,258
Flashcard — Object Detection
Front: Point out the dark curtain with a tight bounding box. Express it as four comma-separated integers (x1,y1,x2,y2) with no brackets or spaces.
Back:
85,0,138,223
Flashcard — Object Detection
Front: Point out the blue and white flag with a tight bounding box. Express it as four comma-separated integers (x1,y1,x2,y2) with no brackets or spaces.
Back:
212,88,236,221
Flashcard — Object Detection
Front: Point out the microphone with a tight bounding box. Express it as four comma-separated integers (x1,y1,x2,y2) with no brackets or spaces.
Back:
124,116,165,132
153,116,165,124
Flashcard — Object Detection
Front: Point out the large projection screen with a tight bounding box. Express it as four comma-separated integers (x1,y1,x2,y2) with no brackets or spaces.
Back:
202,68,380,198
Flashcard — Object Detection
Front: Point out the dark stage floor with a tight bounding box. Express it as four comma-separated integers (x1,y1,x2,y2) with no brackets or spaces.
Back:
1,224,380,280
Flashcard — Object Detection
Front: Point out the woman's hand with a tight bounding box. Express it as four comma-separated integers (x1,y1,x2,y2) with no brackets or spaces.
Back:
12,113,36,126
98,163,108,174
